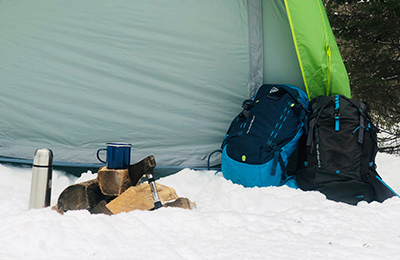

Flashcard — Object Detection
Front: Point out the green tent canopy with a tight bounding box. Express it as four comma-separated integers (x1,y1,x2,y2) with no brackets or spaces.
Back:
0,0,350,169
284,0,351,99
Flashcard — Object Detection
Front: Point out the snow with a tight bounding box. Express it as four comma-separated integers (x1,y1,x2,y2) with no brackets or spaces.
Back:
1,153,400,260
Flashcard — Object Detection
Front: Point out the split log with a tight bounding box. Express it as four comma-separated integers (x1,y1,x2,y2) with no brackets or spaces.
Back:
88,200,113,215
118,170,133,195
54,179,115,213
97,167,131,196
163,197,196,210
106,183,178,214
97,155,157,196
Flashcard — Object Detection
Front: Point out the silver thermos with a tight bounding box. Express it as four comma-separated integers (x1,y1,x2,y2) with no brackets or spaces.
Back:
29,149,53,209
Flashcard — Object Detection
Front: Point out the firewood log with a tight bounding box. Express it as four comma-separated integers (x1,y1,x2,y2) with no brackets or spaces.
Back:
54,179,115,213
88,200,113,215
97,155,157,196
97,167,130,196
106,183,178,214
163,197,196,210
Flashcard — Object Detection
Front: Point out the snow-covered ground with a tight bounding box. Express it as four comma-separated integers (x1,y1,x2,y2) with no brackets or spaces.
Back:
1,152,400,260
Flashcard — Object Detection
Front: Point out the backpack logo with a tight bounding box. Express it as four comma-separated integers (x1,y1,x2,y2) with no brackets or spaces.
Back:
269,87,279,93
245,116,255,134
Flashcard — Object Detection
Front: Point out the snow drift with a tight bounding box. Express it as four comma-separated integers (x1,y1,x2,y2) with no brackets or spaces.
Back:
0,152,400,260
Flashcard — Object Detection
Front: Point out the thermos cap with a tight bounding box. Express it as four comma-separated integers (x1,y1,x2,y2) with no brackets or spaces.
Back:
33,149,53,167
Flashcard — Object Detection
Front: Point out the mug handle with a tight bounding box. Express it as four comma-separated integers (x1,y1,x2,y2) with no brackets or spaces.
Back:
96,148,107,163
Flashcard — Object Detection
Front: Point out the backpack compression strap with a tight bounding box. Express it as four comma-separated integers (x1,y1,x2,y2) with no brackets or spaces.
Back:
270,145,286,177
358,102,366,144
306,101,328,153
341,96,374,144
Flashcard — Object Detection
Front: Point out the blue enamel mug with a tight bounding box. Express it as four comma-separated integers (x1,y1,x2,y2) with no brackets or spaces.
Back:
96,142,131,169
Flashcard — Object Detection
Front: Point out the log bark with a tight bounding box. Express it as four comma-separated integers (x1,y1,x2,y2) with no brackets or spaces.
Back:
54,179,115,213
106,183,178,214
88,200,114,215
163,197,196,210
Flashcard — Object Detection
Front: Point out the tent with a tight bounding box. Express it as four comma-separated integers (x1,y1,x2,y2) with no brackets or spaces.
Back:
0,0,350,170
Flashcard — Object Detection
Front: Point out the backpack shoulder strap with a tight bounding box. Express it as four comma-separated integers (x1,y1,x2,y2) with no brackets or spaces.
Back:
340,96,376,144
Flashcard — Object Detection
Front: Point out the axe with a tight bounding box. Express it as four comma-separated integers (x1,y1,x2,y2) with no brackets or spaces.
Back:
128,155,162,210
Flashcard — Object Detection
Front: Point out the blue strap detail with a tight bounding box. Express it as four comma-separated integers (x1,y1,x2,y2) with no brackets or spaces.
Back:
376,175,400,198
266,102,293,145
335,95,339,110
335,118,339,131
352,126,360,134
369,162,377,169
335,95,340,132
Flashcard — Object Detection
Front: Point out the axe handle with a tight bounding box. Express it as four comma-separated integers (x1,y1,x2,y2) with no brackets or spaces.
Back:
146,173,162,209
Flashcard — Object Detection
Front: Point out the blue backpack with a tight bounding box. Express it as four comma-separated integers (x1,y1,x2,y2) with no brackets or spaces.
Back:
221,84,308,188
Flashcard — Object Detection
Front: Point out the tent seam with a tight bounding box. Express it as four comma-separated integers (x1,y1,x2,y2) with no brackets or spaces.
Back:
316,0,332,96
247,0,264,98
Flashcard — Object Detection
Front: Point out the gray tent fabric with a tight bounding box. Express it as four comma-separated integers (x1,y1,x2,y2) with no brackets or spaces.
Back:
262,0,305,92
0,0,303,168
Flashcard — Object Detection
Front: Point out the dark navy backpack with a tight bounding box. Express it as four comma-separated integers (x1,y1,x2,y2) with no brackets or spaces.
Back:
221,84,308,188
